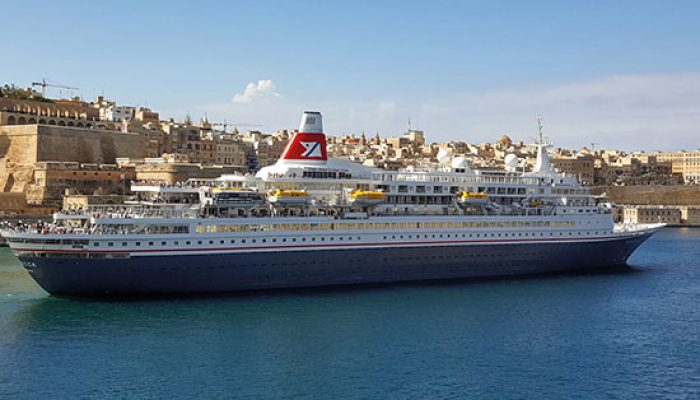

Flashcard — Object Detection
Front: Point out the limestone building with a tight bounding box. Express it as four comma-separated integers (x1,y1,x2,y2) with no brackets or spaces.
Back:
656,151,700,184
0,97,105,128
623,206,681,224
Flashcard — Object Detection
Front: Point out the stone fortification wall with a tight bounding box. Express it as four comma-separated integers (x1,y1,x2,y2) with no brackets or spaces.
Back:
35,125,145,163
592,185,700,206
0,125,146,194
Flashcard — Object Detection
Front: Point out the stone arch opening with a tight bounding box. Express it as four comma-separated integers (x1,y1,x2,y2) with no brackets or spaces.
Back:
6,116,16,125
76,122,84,128
18,117,26,124
58,120,66,126
28,118,37,124
67,121,75,126
39,119,46,124
48,119,56,125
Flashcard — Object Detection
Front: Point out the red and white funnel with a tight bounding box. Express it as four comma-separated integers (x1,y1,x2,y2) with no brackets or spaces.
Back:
278,111,327,164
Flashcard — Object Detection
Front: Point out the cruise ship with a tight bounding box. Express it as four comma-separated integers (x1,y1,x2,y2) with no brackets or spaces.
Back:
1,112,662,296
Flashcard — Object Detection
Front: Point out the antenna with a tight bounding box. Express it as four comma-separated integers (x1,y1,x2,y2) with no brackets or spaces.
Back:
536,114,544,144
408,116,412,131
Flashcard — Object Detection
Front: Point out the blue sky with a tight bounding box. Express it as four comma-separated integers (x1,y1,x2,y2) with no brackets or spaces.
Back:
2,0,700,150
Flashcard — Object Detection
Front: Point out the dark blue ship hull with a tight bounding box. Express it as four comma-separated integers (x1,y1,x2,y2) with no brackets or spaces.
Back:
16,233,655,296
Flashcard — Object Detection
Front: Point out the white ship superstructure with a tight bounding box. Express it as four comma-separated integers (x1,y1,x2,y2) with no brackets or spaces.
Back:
1,111,662,296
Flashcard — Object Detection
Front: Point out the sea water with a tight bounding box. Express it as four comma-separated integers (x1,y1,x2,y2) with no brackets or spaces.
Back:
0,228,698,399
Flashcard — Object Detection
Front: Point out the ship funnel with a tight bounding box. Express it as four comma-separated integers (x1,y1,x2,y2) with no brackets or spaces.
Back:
299,110,323,133
278,111,327,163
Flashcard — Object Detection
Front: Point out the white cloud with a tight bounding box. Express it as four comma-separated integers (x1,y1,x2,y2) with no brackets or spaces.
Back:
232,79,281,104
377,101,397,113
411,73,700,150
197,73,700,151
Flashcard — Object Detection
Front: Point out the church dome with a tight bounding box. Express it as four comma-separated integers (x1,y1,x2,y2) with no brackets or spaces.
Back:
497,135,513,147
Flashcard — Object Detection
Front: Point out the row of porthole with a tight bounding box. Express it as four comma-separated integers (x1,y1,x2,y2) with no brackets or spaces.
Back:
93,235,366,247
382,231,604,240
91,230,605,248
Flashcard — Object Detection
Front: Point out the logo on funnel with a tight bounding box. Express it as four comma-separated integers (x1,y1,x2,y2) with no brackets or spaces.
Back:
300,141,322,158
279,132,327,162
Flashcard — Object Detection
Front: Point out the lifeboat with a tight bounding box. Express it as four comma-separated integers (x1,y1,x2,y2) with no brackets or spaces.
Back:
267,189,310,206
457,191,489,206
348,190,385,206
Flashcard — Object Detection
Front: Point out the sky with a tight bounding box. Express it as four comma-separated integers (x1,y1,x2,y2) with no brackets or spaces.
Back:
2,0,700,150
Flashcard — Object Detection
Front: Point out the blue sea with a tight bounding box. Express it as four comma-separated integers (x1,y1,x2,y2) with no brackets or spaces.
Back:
1,228,698,399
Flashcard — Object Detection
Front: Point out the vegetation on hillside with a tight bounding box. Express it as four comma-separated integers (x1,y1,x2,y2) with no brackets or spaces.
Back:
0,84,54,103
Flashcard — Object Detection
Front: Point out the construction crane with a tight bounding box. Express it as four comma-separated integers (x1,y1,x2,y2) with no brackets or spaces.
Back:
211,120,262,133
31,78,79,98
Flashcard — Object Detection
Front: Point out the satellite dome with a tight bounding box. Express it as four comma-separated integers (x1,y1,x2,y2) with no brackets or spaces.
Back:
436,148,451,164
504,154,519,171
451,156,468,169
